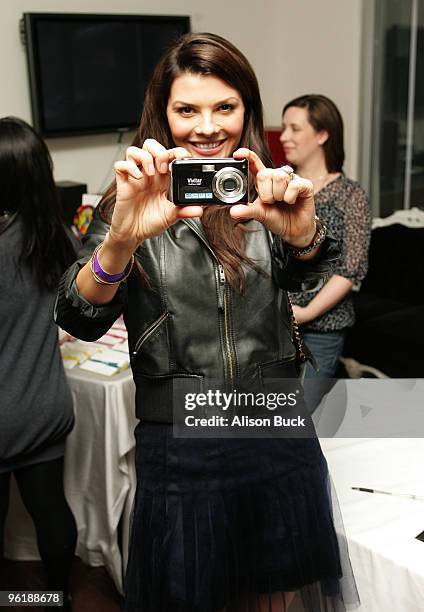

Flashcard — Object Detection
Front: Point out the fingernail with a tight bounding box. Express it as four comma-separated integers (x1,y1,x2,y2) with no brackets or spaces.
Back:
133,168,142,178
148,164,155,175
160,162,168,173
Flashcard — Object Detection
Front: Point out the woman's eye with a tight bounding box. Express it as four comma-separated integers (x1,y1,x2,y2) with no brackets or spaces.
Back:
219,104,234,112
177,107,194,115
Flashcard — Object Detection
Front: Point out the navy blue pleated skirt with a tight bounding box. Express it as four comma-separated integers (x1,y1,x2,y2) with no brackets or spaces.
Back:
123,423,359,612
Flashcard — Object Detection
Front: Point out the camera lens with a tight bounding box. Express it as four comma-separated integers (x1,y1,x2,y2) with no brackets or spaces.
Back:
223,178,237,191
212,167,247,203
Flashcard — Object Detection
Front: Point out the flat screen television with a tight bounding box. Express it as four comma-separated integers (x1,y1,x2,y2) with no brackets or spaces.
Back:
22,13,190,138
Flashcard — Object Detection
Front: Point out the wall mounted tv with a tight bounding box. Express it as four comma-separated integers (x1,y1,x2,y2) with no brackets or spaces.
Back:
22,13,190,138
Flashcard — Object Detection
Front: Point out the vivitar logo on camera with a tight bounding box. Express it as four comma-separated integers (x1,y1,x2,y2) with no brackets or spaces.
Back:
187,178,202,185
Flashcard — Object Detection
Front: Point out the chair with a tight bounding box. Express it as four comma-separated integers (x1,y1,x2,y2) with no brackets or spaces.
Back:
342,207,424,378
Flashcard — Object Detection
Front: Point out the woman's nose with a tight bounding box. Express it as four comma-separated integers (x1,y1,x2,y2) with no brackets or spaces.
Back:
195,114,219,136
280,129,289,144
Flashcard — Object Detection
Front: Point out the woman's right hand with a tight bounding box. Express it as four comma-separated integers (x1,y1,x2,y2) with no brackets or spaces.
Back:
109,140,203,251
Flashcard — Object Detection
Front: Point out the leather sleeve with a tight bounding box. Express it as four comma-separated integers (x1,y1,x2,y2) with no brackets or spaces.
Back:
271,233,341,292
54,214,127,341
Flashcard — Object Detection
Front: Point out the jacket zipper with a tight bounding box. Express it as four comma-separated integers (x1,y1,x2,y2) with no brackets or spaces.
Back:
183,220,234,386
219,264,234,386
133,311,169,358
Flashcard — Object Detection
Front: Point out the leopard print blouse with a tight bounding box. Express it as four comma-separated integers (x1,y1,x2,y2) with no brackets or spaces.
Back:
290,175,371,332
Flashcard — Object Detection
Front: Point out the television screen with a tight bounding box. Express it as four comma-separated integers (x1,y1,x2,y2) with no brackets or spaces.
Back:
22,13,190,137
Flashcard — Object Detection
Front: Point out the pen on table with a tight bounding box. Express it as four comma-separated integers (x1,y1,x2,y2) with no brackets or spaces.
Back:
352,487,424,502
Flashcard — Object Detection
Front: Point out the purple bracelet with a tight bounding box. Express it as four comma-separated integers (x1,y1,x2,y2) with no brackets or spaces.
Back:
91,242,134,285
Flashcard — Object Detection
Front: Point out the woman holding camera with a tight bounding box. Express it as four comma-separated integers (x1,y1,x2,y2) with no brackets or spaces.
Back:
56,33,358,612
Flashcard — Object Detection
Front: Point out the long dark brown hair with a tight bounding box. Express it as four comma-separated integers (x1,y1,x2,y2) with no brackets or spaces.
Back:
100,32,272,291
282,94,344,173
0,117,76,290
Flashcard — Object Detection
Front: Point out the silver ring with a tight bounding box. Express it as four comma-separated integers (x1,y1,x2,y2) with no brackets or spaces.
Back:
280,165,294,179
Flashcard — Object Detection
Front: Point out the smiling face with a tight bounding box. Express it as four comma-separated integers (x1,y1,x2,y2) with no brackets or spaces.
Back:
280,106,327,168
166,72,245,158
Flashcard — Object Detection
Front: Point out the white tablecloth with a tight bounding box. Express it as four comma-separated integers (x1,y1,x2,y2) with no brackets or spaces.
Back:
5,367,137,594
321,438,424,612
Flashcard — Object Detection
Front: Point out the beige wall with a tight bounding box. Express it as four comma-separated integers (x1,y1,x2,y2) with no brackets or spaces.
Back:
1,0,365,192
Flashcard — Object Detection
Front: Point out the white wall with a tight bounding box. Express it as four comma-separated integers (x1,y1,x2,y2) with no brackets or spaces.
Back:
1,0,365,192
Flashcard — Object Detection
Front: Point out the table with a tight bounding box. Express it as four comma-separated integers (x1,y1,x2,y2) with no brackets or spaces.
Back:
313,378,424,611
5,367,137,594
321,438,424,612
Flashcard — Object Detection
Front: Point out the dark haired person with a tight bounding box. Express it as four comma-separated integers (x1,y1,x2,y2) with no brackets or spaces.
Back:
56,34,358,612
0,117,77,610
281,95,371,393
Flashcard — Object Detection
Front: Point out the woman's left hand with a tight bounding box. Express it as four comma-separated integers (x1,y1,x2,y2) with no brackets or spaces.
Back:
230,148,316,248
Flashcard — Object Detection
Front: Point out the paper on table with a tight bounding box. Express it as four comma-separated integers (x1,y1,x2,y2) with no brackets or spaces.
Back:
90,348,129,369
62,357,78,369
97,334,123,346
60,341,100,365
108,328,128,340
111,340,129,355
112,317,127,331
79,360,119,376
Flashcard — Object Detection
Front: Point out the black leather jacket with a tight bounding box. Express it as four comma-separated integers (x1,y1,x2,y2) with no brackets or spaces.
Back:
55,215,339,422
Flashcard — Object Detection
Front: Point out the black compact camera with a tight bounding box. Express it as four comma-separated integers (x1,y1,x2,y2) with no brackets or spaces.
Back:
171,158,248,206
